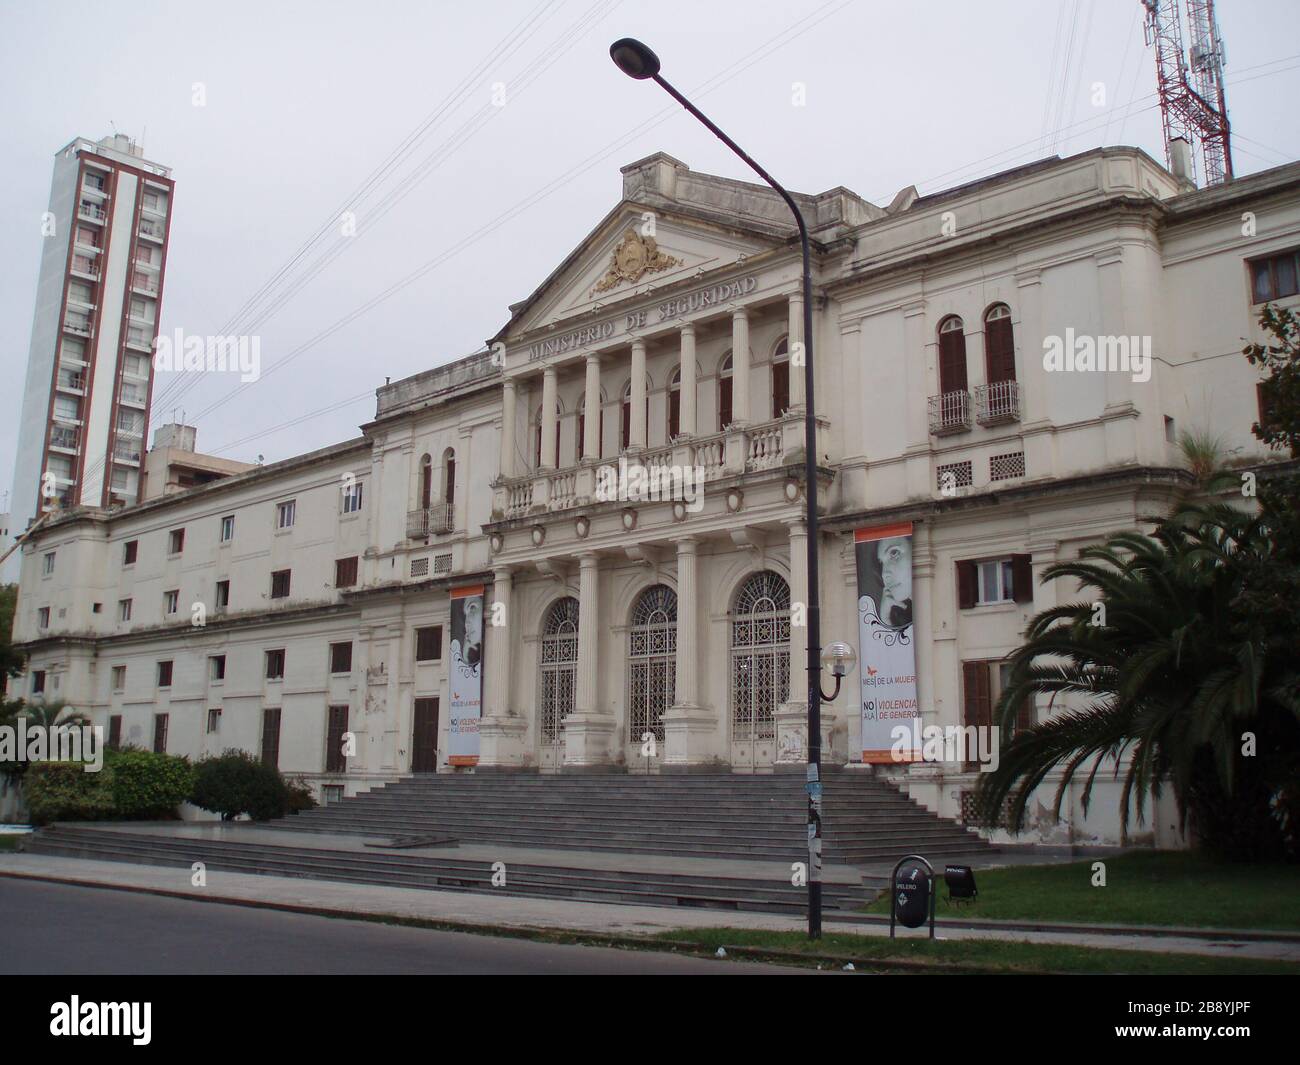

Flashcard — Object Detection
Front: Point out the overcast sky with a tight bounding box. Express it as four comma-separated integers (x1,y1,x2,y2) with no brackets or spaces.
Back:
2,0,1297,501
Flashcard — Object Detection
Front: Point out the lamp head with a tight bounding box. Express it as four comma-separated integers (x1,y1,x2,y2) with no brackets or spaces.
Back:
610,38,661,80
821,641,857,679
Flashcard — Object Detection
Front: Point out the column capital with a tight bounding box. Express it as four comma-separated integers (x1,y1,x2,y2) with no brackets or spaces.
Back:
630,336,647,353
491,564,514,582
584,351,601,366
542,364,557,381
671,535,699,552
678,320,696,337
731,305,749,322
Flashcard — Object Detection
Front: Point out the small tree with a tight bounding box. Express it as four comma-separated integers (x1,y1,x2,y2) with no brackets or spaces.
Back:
190,750,291,822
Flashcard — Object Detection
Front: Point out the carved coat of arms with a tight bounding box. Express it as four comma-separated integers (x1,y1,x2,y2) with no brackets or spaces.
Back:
591,228,681,294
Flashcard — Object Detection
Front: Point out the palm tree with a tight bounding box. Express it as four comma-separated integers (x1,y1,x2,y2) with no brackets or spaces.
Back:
975,501,1300,860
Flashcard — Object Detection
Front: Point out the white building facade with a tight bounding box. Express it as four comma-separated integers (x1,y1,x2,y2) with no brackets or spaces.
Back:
12,148,1298,844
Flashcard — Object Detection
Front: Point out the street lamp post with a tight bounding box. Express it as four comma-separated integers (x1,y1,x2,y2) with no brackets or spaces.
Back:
610,38,831,938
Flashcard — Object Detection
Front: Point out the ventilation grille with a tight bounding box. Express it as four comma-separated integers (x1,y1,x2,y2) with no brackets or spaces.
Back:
936,460,973,492
990,451,1026,481
433,553,452,575
409,557,429,578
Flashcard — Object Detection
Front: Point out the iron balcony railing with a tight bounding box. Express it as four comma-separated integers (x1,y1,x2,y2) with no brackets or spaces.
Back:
974,380,1021,426
928,389,971,435
407,503,453,539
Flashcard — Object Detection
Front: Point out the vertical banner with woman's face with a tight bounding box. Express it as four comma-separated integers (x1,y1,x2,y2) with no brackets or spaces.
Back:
856,523,921,763
448,584,485,766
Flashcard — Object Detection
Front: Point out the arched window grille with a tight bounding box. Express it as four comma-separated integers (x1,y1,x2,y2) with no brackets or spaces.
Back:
539,596,579,747
628,584,677,744
730,571,791,746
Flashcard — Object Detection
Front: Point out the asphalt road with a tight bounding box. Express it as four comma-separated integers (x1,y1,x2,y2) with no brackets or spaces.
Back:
0,878,808,975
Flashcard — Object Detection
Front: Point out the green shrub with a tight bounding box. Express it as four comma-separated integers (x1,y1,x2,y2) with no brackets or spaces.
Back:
283,775,318,814
24,761,115,825
107,748,193,819
190,750,291,821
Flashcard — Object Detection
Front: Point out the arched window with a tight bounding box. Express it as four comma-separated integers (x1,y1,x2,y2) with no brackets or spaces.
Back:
938,316,968,395
620,380,649,451
668,368,681,440
983,304,1016,384
771,336,790,418
534,406,560,468
539,597,579,750
628,585,677,744
718,354,733,431
578,393,604,460
419,454,432,509
442,448,456,522
730,571,791,758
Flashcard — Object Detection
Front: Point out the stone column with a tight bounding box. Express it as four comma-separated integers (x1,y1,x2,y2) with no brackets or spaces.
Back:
731,308,751,425
540,366,558,469
787,291,805,410
582,354,601,460
776,521,811,765
664,536,713,767
679,324,697,437
500,378,517,478
564,551,614,766
480,565,526,767
630,338,647,451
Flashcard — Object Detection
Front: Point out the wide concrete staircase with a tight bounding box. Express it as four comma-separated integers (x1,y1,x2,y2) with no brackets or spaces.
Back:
26,770,994,915
277,769,993,866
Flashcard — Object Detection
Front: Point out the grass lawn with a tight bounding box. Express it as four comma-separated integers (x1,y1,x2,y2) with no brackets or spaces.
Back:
0,835,23,851
654,926,1300,975
863,850,1300,930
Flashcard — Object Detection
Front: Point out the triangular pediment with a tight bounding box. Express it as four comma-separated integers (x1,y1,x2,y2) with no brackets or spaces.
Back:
497,201,788,344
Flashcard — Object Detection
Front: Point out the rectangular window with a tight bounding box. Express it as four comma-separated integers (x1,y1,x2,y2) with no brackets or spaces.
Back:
168,528,185,554
209,655,226,682
118,598,133,622
38,607,50,629
262,708,282,767
334,556,359,588
108,715,122,749
215,579,230,609
111,665,126,691
270,569,291,599
153,713,169,754
32,670,46,694
164,589,179,615
265,648,285,680
326,705,349,773
42,552,55,575
277,500,296,529
415,625,443,662
220,515,235,542
207,708,222,734
976,560,1015,605
323,784,344,804
1249,248,1300,303
329,641,353,674
157,660,173,688
956,555,1033,609
341,481,364,514
962,659,1033,764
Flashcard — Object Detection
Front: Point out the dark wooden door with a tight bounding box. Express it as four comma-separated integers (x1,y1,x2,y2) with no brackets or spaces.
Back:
412,697,439,773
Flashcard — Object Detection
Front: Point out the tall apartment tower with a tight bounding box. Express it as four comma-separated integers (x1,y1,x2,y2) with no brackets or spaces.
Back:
10,133,174,534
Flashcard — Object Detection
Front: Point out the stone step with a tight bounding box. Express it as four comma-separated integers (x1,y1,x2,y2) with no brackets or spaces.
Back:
26,827,869,915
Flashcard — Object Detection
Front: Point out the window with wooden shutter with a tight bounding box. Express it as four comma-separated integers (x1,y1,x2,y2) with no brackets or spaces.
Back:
938,316,968,394
326,705,349,773
961,661,991,770
329,641,353,674
984,305,1016,383
956,559,978,609
772,359,790,418
718,367,733,429
108,715,122,749
415,625,443,662
1011,553,1034,603
668,370,681,439
335,556,358,588
152,713,169,753
261,707,281,767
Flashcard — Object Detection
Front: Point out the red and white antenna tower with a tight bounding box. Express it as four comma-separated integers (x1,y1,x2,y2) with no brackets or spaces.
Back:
1143,0,1234,186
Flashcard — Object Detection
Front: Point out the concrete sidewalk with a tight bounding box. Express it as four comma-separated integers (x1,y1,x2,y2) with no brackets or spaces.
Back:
2,851,1296,964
